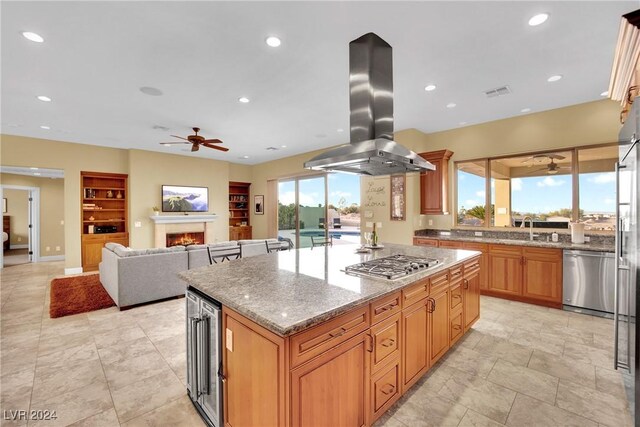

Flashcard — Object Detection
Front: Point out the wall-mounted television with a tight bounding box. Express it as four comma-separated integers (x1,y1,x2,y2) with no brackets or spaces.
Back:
162,185,209,212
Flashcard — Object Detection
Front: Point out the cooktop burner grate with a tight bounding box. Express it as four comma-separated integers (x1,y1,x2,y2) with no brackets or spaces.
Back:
344,254,440,280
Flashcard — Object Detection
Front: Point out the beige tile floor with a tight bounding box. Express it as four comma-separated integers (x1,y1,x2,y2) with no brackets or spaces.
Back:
0,261,634,427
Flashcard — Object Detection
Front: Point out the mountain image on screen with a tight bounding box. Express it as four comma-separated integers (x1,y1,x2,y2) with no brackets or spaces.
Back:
162,186,208,212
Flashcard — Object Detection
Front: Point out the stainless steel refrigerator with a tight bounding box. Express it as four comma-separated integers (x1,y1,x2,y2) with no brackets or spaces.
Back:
187,287,223,427
615,99,639,426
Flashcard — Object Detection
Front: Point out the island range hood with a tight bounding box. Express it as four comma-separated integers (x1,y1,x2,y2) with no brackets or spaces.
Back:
304,33,435,176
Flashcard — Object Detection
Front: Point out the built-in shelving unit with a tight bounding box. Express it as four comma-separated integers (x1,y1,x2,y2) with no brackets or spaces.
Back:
229,181,252,240
80,171,129,271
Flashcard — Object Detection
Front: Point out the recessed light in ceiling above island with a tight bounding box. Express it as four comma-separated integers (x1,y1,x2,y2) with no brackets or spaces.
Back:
238,97,250,103
36,95,51,102
446,103,457,109
547,74,563,82
528,13,549,27
22,31,44,43
424,84,436,91
265,36,281,47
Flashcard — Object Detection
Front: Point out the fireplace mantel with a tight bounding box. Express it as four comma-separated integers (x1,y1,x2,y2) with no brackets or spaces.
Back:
149,214,218,224
150,214,218,247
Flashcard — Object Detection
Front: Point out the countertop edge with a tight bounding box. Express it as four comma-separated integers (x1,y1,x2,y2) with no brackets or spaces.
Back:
414,234,614,253
180,249,481,337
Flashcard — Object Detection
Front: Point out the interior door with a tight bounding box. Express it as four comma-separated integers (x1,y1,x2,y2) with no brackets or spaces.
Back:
27,191,33,262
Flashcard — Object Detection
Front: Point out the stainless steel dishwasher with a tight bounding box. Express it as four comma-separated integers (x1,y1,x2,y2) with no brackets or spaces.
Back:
563,250,615,316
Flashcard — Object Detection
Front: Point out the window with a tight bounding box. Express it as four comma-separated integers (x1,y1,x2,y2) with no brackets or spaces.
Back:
454,144,616,232
456,161,487,227
490,151,573,228
578,145,618,231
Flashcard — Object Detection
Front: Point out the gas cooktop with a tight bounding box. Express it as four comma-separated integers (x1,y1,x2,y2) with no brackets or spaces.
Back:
344,254,440,280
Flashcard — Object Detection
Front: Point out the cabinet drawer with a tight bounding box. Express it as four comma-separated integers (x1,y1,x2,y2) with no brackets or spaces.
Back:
450,282,463,311
371,313,400,373
402,278,429,308
450,309,463,345
464,257,481,275
372,361,400,418
438,240,464,249
449,265,463,285
290,306,369,368
370,292,401,325
414,237,438,247
430,270,450,294
489,244,522,257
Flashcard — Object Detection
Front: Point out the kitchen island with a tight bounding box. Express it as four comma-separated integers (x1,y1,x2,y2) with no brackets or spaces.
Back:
179,243,481,427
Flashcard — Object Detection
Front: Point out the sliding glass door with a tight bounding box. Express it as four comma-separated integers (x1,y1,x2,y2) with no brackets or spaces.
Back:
277,175,327,249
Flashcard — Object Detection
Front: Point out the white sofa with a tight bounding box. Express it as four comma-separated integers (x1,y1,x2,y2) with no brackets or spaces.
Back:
99,239,288,308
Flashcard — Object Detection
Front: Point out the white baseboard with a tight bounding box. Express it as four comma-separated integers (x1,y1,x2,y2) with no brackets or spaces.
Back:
10,244,28,249
40,255,65,262
64,267,83,275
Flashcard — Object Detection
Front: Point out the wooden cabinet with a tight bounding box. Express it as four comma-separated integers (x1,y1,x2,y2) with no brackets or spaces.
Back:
463,258,481,331
462,242,489,290
522,248,562,304
3,216,10,251
229,181,251,240
291,332,369,427
81,171,128,271
419,150,453,215
488,244,523,296
401,298,429,390
223,308,286,427
429,290,450,365
222,259,480,427
229,225,252,241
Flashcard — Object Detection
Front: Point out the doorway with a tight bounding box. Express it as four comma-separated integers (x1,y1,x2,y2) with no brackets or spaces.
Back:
1,185,39,267
277,175,327,249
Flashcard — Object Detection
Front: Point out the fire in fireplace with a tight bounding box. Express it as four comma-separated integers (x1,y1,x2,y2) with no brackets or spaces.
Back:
166,232,205,247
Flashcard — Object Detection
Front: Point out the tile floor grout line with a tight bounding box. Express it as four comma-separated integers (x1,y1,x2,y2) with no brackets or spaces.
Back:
24,271,48,421
455,407,470,427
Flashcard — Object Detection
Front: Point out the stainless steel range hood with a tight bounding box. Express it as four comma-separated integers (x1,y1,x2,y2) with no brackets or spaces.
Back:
304,33,435,176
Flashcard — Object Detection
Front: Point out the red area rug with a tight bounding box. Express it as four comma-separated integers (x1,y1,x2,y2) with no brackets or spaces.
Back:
49,274,115,318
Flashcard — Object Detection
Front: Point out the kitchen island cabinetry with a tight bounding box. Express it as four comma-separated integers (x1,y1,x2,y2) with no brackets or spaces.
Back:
180,244,481,427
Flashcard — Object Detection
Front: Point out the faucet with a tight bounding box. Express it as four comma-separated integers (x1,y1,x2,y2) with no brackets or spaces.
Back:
520,216,535,241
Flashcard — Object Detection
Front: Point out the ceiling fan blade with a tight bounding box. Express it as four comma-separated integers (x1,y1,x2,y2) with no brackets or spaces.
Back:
548,154,566,160
191,143,199,152
171,135,191,142
203,143,229,152
202,138,223,144
526,168,548,175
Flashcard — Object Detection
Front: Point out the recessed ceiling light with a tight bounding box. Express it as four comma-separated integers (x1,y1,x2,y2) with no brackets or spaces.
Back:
40,125,50,130
242,155,250,159
30,167,39,170
33,172,41,176
265,36,281,47
446,103,457,109
521,108,531,113
528,13,549,27
139,86,163,96
281,145,287,148
336,128,344,133
547,75,563,82
600,91,609,97
163,144,172,147
36,95,51,102
22,31,44,43
459,121,467,126
424,84,437,91
238,97,250,103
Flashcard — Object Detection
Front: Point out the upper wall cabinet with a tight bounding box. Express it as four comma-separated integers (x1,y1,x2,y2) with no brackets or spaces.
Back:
609,10,640,123
419,150,453,215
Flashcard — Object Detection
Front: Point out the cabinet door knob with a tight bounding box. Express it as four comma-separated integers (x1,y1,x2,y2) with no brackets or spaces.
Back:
380,384,396,395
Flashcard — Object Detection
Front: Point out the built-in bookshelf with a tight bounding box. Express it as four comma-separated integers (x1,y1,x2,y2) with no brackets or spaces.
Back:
229,181,252,240
80,171,129,271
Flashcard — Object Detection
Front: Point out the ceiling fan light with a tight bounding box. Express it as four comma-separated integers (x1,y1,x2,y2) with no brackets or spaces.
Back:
547,169,558,175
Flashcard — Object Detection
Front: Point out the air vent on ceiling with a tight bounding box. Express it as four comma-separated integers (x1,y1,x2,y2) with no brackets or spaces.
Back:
265,146,279,151
484,86,512,98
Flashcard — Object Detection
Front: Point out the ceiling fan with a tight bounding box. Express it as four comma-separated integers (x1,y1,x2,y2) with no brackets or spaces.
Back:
521,153,566,165
160,127,228,152
526,158,571,175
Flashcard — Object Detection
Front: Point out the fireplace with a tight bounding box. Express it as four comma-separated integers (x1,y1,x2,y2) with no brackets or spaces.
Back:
166,232,205,247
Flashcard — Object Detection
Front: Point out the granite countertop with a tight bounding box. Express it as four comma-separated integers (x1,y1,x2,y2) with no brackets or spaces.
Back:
178,243,480,337
415,233,614,253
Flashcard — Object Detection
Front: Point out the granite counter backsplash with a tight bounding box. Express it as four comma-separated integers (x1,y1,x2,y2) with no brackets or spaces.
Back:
415,228,614,252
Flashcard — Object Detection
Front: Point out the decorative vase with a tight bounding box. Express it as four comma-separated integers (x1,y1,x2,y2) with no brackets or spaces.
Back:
154,211,159,216
106,190,113,198
116,191,123,199
372,224,378,246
